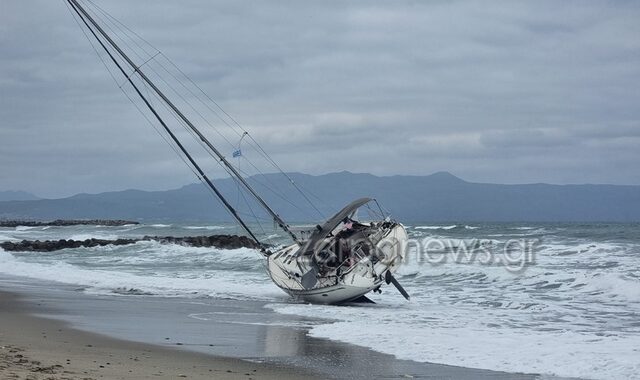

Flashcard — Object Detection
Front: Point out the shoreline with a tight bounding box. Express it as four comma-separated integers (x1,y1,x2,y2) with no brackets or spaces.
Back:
0,276,546,380
0,289,320,380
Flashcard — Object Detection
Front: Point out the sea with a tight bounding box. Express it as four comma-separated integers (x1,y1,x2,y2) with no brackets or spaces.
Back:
1,222,639,379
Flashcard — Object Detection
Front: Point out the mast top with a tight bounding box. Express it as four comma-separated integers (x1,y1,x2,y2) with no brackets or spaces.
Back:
66,0,300,245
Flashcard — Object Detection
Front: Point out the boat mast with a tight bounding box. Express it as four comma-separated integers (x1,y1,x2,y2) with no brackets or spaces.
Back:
67,0,300,245
66,0,268,248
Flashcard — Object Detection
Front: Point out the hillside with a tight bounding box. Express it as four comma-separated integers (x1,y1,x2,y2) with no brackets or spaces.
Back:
1,172,639,222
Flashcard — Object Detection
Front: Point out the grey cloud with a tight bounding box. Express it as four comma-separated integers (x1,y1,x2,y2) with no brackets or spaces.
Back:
480,129,574,148
1,0,639,198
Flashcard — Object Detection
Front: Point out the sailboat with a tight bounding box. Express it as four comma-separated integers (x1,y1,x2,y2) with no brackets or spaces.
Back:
64,0,410,304
267,198,409,303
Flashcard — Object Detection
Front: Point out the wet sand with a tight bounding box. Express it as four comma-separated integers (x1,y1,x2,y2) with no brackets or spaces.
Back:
0,290,318,380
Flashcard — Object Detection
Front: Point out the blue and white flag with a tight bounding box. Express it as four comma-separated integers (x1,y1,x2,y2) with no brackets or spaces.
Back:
232,149,242,158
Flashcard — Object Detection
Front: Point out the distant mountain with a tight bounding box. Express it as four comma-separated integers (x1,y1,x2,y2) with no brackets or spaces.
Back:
0,172,639,222
0,190,40,202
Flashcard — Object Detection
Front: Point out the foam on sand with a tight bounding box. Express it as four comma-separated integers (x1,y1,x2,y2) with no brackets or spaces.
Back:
269,301,640,380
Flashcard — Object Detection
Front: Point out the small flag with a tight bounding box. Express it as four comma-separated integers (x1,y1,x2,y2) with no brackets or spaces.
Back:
232,149,242,158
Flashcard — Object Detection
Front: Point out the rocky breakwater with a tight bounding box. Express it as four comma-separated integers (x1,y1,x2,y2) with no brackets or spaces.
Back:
0,219,139,228
0,235,260,252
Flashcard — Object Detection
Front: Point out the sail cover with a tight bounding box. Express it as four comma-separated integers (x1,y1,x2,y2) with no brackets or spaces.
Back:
300,197,372,256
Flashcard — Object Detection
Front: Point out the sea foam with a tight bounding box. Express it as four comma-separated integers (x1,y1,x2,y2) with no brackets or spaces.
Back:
2,222,639,379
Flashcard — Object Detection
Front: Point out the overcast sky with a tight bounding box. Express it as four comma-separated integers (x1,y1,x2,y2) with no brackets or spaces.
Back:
1,0,639,198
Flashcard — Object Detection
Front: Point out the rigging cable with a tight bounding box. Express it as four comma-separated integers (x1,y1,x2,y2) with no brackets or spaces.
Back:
84,0,326,219
65,0,265,249
71,0,300,244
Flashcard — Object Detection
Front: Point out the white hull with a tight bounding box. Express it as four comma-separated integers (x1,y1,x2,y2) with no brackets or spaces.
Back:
267,223,408,304
278,282,383,304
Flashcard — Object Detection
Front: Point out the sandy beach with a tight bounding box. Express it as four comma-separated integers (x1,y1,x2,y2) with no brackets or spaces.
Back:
0,290,318,380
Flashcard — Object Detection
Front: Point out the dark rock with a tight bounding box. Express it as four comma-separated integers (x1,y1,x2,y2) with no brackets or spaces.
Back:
0,219,139,228
0,234,260,252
